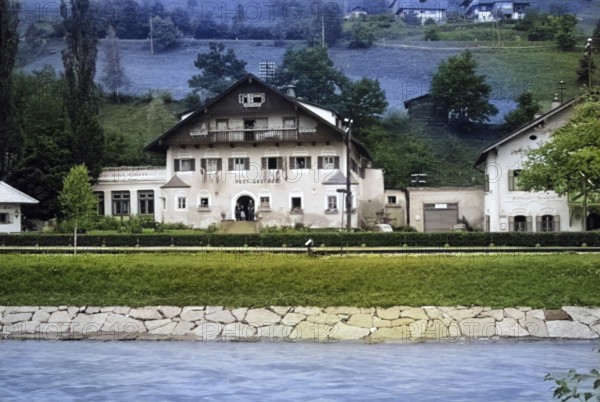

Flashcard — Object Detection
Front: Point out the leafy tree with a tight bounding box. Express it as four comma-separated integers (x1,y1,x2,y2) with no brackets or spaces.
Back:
553,14,577,51
150,16,182,52
101,26,129,99
502,92,541,132
307,0,343,47
59,164,97,254
0,0,20,181
274,45,347,107
341,78,388,131
347,21,376,48
518,99,600,203
10,68,72,221
424,26,440,41
61,0,105,178
188,42,247,99
430,50,498,127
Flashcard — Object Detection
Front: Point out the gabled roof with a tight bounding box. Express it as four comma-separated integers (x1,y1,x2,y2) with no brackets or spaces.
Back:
322,171,358,185
474,97,580,166
0,181,39,204
144,73,373,160
161,176,191,189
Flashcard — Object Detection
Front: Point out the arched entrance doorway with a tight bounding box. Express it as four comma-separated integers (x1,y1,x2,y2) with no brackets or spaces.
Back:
235,195,255,221
587,213,600,231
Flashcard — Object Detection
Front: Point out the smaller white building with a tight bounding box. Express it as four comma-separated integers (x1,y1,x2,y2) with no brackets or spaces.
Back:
0,181,39,233
389,0,448,24
475,98,583,232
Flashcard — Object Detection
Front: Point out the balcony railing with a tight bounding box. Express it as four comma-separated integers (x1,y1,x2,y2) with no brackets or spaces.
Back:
190,126,318,143
201,170,282,184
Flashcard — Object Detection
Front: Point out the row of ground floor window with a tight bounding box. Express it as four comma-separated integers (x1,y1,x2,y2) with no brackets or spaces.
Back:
95,190,351,217
485,214,600,232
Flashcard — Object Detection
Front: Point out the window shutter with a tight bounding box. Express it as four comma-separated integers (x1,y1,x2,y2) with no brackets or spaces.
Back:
334,157,340,169
508,170,515,191
200,159,207,172
277,157,283,170
484,174,490,192
217,159,223,171
244,158,250,170
190,159,196,171
554,215,560,232
526,216,532,232
228,158,234,171
318,157,323,169
509,216,514,232
306,157,312,169
289,157,296,170
261,158,267,170
174,159,180,172
536,216,542,232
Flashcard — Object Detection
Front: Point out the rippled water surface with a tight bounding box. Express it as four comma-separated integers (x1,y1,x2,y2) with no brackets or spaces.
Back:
1,340,598,401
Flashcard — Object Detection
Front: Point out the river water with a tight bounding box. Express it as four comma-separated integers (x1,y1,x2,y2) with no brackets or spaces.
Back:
1,340,598,401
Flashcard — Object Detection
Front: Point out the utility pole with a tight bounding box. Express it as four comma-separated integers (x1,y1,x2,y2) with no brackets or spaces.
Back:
344,118,353,232
150,17,154,54
321,13,326,47
588,38,593,89
557,80,565,104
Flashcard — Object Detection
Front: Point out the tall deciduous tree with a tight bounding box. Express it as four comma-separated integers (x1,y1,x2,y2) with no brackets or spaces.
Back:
430,50,498,127
150,16,182,52
101,26,129,99
274,45,347,107
61,0,105,178
188,42,247,99
59,164,97,254
0,0,21,181
518,100,600,198
341,78,388,131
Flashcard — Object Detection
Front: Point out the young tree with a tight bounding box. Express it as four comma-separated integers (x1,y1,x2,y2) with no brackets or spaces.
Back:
341,78,388,132
502,92,541,132
59,164,97,254
188,42,247,100
347,21,376,48
430,50,498,127
101,26,129,99
518,100,600,220
274,45,347,107
61,0,105,178
0,0,20,181
577,41,597,86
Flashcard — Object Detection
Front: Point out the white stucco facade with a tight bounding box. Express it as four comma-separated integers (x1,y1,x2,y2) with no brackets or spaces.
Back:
0,182,39,233
477,99,583,233
93,74,386,229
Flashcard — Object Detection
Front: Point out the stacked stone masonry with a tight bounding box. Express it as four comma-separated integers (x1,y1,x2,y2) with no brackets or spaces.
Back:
1,306,599,342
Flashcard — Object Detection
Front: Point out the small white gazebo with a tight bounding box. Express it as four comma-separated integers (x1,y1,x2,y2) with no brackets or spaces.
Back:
0,181,39,233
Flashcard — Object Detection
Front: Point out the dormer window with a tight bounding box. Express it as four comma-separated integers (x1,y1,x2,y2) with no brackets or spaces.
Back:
239,93,265,108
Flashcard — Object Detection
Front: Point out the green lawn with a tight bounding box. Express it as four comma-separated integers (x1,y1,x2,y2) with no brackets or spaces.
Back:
1,253,598,308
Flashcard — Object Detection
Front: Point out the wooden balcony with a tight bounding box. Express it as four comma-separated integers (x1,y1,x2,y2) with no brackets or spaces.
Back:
190,127,318,143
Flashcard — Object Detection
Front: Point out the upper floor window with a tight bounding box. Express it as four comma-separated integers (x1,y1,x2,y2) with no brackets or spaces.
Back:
229,158,250,171
387,195,397,205
290,156,311,169
262,157,283,170
239,93,265,108
508,170,522,191
283,117,296,128
318,156,339,170
175,158,195,172
201,158,222,173
216,119,229,130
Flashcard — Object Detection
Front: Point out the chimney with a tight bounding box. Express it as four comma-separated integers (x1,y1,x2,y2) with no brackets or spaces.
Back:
285,84,296,98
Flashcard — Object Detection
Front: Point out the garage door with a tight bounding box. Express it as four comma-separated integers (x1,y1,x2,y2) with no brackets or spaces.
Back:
424,203,458,232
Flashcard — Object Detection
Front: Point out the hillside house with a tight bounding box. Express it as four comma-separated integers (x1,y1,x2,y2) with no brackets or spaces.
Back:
388,0,450,24
461,1,530,22
0,181,39,233
404,94,449,125
93,74,386,229
475,98,589,232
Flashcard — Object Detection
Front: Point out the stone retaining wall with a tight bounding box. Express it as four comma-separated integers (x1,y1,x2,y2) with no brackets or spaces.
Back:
1,305,599,342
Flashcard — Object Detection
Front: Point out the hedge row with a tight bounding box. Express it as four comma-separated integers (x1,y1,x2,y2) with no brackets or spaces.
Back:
2,232,600,248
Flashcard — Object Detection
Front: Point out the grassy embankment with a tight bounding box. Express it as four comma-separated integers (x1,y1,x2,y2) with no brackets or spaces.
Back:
1,253,599,308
